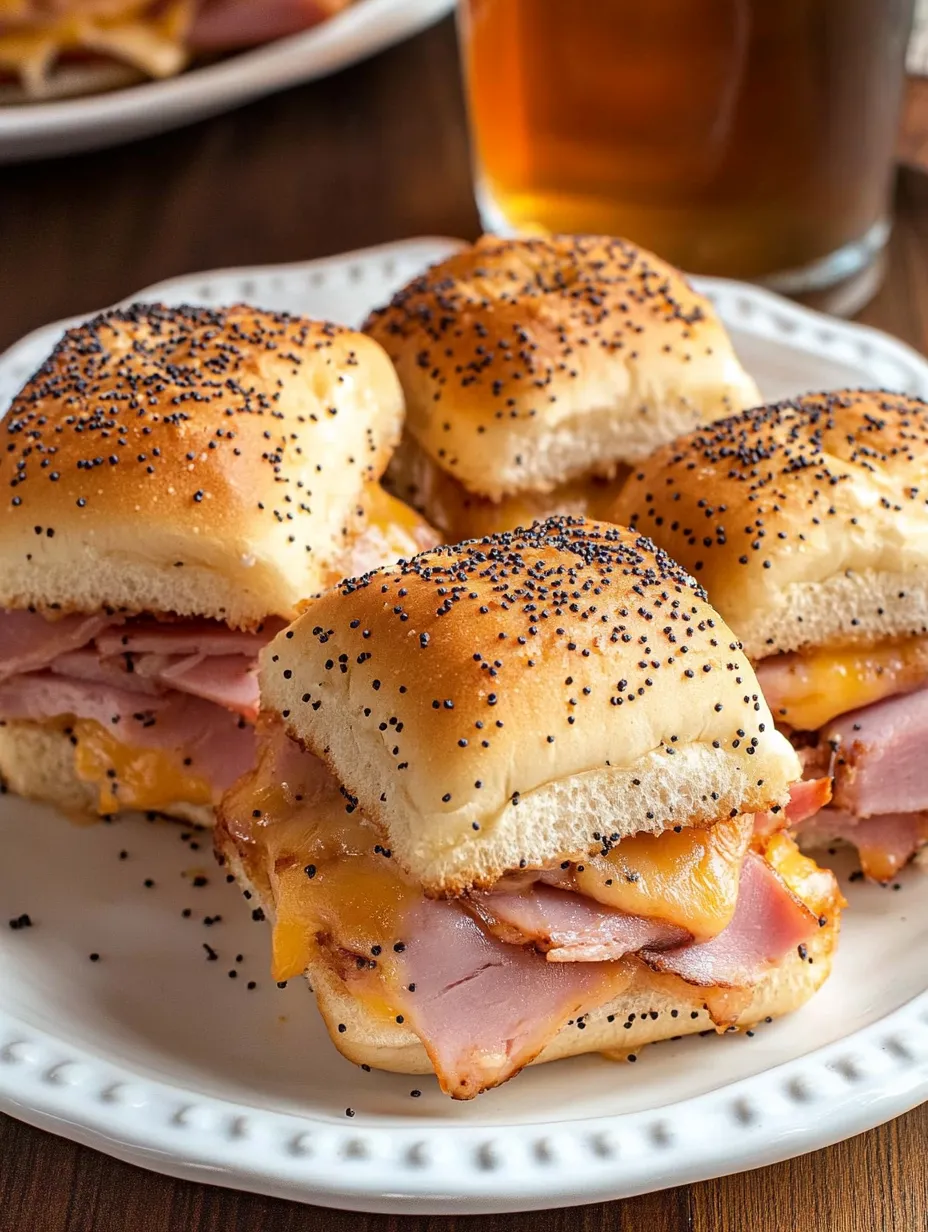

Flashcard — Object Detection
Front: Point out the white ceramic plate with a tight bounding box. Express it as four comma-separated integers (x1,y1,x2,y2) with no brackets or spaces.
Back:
0,0,454,164
1,238,928,1215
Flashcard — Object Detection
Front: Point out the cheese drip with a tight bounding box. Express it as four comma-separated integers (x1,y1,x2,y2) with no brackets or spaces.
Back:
571,814,754,943
757,635,928,732
71,718,212,814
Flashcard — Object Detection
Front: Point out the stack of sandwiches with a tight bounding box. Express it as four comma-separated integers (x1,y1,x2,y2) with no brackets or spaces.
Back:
10,237,910,1100
218,518,842,1097
364,234,761,542
0,302,435,825
614,389,928,882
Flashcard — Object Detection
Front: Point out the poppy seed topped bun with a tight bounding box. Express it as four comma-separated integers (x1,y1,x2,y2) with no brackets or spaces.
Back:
611,390,928,661
363,235,760,505
259,517,799,894
0,304,405,627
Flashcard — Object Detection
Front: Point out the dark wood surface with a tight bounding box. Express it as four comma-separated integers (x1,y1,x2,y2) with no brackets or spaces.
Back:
0,15,926,1232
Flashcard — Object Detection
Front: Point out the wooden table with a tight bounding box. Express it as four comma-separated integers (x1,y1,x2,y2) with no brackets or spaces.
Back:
0,15,926,1232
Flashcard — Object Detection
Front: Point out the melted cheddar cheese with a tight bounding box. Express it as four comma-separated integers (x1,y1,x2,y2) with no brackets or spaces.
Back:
71,719,212,815
760,831,846,916
760,635,928,732
272,859,416,1014
220,727,764,996
572,814,754,943
220,731,416,1029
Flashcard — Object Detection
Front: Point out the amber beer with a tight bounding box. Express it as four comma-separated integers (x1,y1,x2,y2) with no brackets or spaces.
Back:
459,0,913,297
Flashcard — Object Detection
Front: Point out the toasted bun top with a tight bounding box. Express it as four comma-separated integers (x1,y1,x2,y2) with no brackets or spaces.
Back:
0,303,405,626
259,517,799,893
611,390,928,659
363,235,760,502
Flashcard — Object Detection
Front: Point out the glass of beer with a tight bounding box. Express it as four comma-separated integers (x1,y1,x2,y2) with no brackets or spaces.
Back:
457,0,914,314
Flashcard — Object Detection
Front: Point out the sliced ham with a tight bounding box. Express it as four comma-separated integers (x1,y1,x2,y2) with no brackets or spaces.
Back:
0,672,254,798
0,610,114,681
794,807,928,884
384,898,633,1099
641,852,817,988
469,883,687,962
786,776,833,824
50,649,164,696
44,648,259,716
754,776,832,838
188,0,350,51
173,704,256,799
0,672,171,732
0,609,273,813
94,618,282,658
825,688,928,818
153,653,259,720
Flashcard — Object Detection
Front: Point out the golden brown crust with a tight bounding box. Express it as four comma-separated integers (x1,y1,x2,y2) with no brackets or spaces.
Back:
364,234,760,502
259,516,800,893
610,390,928,659
0,303,405,625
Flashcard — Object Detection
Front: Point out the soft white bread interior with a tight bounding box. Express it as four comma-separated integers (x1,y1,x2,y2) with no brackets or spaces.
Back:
219,841,838,1079
0,303,405,627
364,234,761,502
259,517,800,894
612,390,928,660
0,719,212,827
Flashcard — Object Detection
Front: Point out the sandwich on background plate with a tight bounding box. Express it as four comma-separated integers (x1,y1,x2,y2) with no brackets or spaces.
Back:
363,234,761,543
0,302,436,826
613,389,928,881
0,0,351,100
217,516,842,1098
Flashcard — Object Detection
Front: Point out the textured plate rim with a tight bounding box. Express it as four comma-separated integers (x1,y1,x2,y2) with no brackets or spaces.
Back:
1,237,928,1213
1,991,926,1213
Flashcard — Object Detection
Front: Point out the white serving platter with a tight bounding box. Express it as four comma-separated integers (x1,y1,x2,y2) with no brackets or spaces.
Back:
0,237,927,1214
0,0,455,163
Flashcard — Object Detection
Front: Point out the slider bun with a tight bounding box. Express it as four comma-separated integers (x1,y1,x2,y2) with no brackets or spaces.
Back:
0,304,404,627
0,719,212,827
611,390,928,660
364,235,760,502
222,844,837,1084
260,518,799,894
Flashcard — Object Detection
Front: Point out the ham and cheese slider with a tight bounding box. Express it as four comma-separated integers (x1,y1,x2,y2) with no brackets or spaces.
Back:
363,235,761,543
613,389,928,882
217,517,842,1099
0,302,436,826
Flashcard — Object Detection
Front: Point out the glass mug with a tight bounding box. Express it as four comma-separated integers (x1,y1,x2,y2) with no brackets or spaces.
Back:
458,0,914,313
